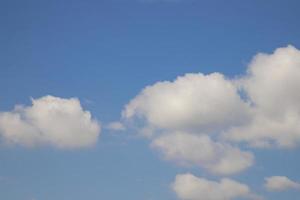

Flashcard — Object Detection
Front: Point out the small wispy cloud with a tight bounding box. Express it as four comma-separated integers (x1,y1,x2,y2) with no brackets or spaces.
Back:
106,121,126,131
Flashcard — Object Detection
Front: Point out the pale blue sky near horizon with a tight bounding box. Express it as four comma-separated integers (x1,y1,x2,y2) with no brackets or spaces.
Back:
1,0,300,199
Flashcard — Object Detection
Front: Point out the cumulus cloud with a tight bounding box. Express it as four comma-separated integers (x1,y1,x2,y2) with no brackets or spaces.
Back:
0,95,100,149
172,173,261,200
224,45,300,148
121,44,300,176
264,176,300,191
151,132,254,175
122,72,253,175
122,72,251,134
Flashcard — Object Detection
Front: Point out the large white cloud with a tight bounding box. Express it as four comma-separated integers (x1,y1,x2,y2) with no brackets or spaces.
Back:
120,45,300,177
151,132,254,175
122,72,250,134
172,173,261,200
0,95,100,149
224,45,300,148
264,176,300,192
122,72,253,175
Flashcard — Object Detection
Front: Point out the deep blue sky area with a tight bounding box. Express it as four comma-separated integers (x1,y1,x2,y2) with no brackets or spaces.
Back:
1,0,300,200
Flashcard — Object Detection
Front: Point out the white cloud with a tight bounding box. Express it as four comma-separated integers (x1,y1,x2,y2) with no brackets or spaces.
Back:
224,45,300,148
121,44,300,176
223,113,300,148
122,70,253,175
264,176,300,191
0,95,100,149
152,132,254,175
106,121,126,131
121,71,254,175
172,173,261,200
243,45,300,115
122,72,250,135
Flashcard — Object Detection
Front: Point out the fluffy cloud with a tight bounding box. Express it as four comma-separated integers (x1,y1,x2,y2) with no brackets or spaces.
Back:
122,72,253,175
224,45,300,148
172,173,260,200
122,72,250,134
0,95,100,149
121,45,300,177
151,132,254,175
243,45,300,115
264,176,300,191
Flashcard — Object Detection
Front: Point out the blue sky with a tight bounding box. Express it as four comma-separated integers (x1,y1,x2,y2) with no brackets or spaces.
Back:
1,0,300,200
